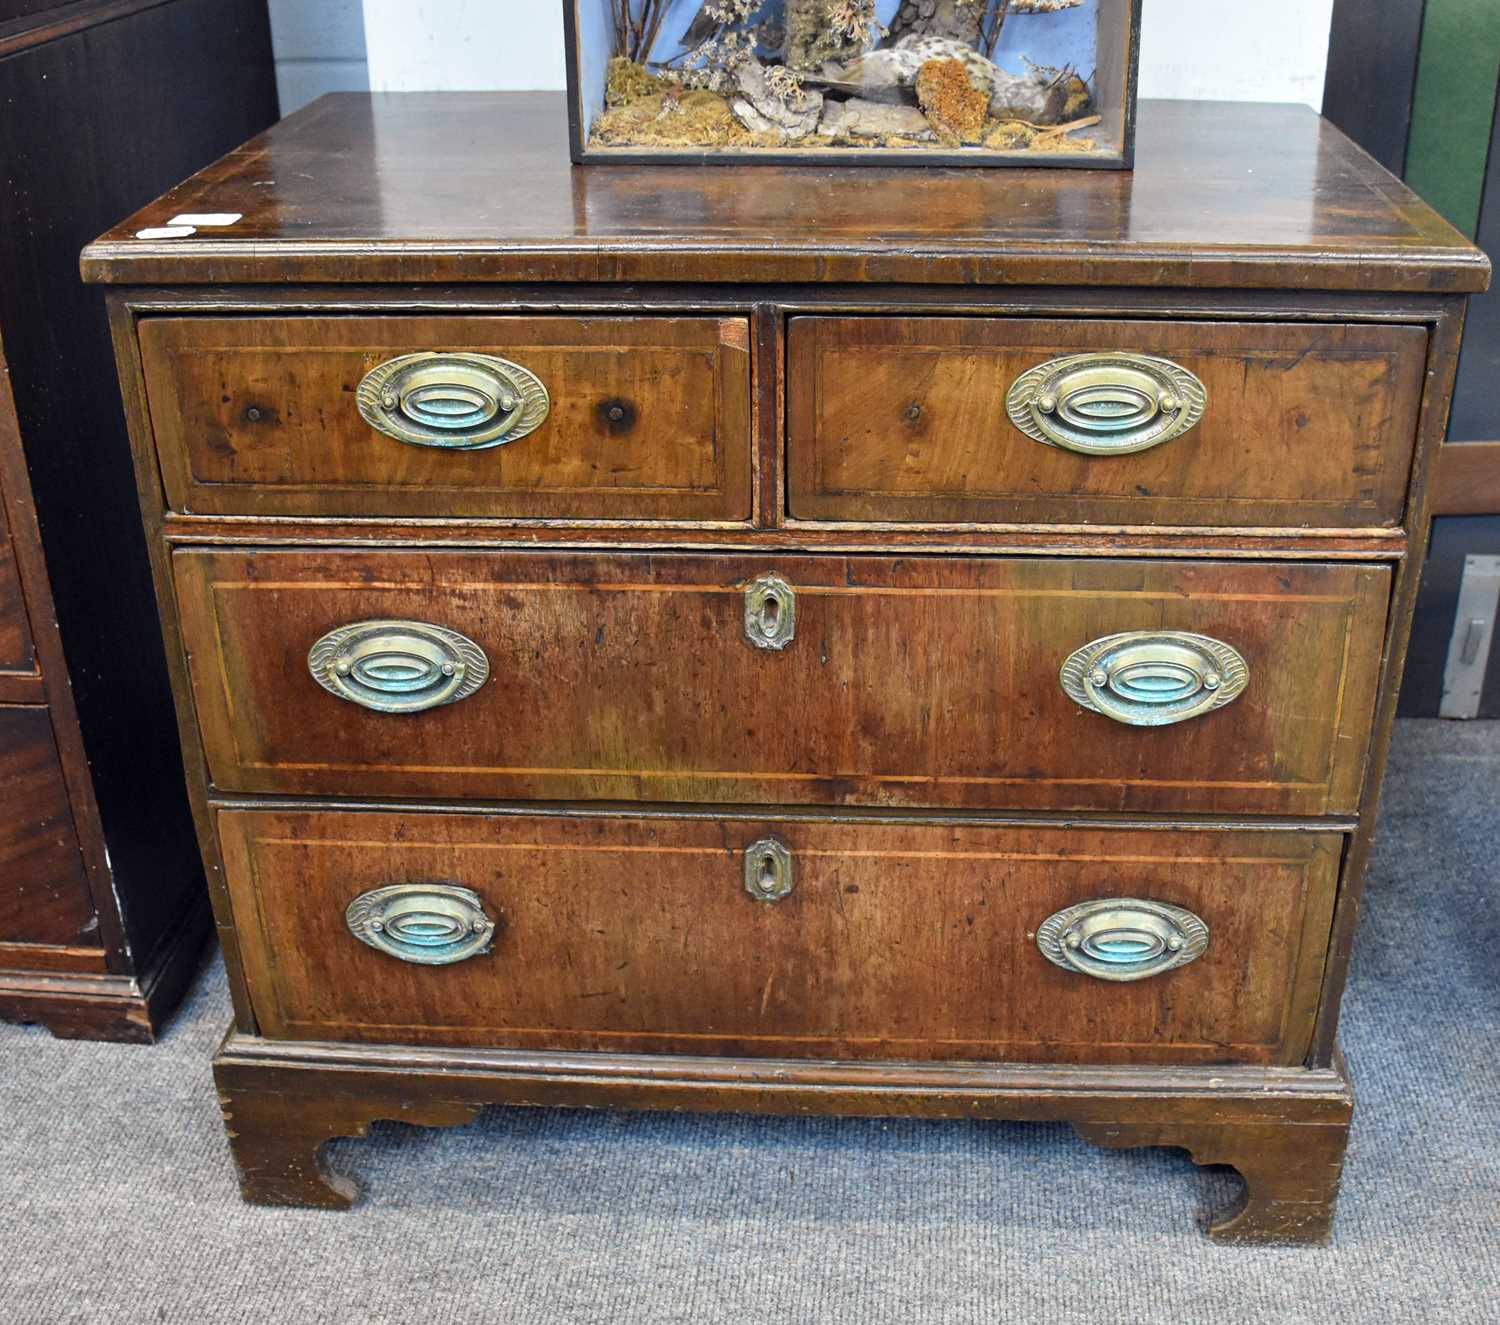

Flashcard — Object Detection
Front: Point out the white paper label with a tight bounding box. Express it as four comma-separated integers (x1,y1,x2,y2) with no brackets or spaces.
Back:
167,212,244,227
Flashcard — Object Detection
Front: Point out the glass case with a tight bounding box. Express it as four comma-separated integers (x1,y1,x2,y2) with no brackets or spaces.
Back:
565,0,1139,168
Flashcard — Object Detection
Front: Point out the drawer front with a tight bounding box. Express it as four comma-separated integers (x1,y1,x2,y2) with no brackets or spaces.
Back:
0,506,34,675
139,315,753,520
788,317,1428,529
0,705,95,948
175,550,1389,816
219,809,1341,1066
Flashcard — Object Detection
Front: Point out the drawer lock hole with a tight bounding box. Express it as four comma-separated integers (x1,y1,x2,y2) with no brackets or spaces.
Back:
744,837,793,903
744,574,797,652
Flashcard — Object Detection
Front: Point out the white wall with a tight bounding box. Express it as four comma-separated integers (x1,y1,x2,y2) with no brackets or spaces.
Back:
1137,0,1334,108
363,1,566,93
298,1,1336,110
268,0,369,114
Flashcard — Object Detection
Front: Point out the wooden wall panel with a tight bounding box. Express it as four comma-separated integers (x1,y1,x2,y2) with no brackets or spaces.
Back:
1323,0,1428,175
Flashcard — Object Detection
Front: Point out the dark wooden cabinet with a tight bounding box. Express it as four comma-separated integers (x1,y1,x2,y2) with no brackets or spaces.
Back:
0,0,278,1039
86,93,1487,1239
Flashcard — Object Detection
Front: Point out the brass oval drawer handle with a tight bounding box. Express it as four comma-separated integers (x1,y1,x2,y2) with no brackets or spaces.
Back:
1060,630,1248,728
745,836,793,903
1037,898,1209,982
346,884,495,965
744,573,797,651
357,352,550,450
308,620,489,714
1007,352,1207,456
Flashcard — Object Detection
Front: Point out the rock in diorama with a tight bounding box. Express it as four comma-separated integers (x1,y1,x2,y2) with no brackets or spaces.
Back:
565,0,1140,166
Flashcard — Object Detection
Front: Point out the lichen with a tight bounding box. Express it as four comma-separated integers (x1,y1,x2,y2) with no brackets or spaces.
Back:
786,0,870,71
605,56,663,108
916,58,990,145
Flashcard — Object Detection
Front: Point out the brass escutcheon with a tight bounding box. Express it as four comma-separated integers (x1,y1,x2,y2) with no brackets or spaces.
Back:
745,837,793,903
744,574,797,651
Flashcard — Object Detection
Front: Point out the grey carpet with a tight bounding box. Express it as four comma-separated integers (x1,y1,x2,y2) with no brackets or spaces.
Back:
3,719,1497,1324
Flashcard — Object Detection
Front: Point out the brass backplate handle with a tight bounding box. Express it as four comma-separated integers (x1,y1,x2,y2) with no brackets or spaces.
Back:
308,620,490,714
745,837,793,903
1007,352,1208,456
346,883,496,966
357,352,550,450
744,574,797,651
1037,897,1209,982
1060,631,1248,728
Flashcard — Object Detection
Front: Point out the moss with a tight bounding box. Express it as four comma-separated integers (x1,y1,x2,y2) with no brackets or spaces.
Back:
605,57,663,108
982,117,1097,154
916,58,990,146
590,89,783,150
983,120,1037,151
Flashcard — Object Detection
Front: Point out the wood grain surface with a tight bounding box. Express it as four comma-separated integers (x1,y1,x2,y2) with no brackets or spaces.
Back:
0,483,33,677
140,315,753,521
173,548,1391,815
212,1030,1355,1242
1430,440,1500,515
0,705,94,947
788,317,1428,529
218,808,1341,1066
80,95,1490,294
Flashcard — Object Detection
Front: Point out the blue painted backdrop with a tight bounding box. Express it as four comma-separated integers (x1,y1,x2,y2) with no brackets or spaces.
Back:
578,0,1103,134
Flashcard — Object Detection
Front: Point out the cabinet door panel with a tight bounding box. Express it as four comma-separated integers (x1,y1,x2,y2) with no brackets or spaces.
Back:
0,705,95,949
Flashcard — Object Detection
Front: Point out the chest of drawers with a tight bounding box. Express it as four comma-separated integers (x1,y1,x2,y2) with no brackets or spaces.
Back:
84,92,1489,1242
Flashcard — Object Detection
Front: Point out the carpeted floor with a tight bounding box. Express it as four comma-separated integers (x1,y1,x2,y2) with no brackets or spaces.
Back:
3,719,1497,1324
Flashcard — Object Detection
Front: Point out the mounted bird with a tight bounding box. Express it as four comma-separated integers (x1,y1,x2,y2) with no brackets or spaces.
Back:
802,33,1073,122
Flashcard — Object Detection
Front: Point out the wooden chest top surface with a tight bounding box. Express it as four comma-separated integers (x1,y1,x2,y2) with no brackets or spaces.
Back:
82,92,1489,293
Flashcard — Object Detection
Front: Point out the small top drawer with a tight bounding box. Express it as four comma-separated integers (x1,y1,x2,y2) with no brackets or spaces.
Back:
138,315,753,521
788,317,1428,530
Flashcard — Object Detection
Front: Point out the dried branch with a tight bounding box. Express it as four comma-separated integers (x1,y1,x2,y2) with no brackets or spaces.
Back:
982,0,1011,57
612,0,673,64
982,0,1082,57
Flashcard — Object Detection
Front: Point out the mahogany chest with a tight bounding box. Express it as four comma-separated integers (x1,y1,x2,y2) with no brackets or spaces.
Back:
83,92,1489,1241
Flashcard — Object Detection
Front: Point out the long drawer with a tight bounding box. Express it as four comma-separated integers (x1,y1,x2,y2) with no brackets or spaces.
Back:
788,317,1428,529
218,809,1341,1065
138,315,753,521
174,550,1390,815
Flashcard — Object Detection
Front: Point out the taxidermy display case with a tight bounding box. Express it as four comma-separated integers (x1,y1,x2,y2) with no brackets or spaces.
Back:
565,0,1139,167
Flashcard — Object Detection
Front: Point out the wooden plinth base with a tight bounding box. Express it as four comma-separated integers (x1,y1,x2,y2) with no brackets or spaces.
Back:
214,1032,1354,1245
0,904,210,1043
